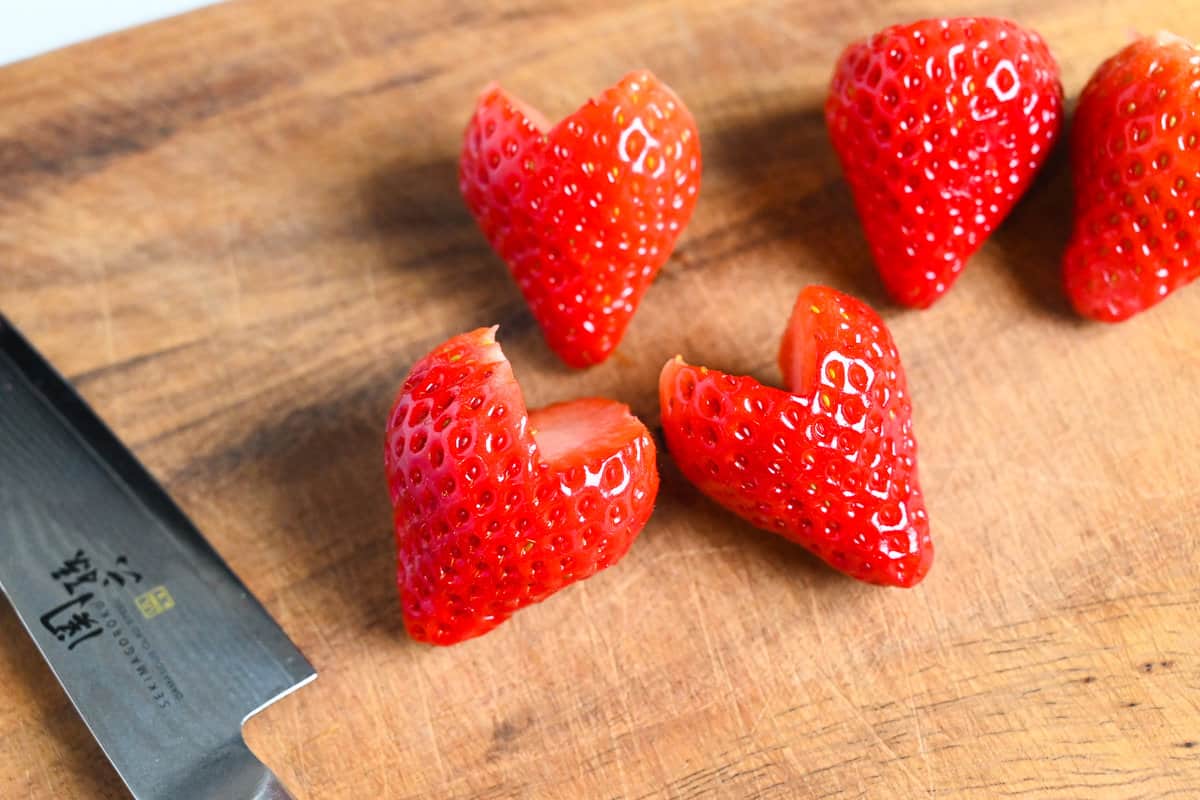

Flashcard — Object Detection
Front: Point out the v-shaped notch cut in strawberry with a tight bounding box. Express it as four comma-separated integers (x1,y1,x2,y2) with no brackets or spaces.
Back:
659,286,933,587
459,71,702,368
385,327,659,645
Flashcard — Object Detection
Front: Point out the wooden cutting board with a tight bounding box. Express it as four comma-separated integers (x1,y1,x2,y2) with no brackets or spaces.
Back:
2,1,1197,797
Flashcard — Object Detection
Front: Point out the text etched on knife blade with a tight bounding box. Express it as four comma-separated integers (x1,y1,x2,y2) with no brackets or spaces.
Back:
35,548,185,709
39,549,143,650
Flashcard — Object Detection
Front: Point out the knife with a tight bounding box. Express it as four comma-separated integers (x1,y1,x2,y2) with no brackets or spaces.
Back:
0,316,316,800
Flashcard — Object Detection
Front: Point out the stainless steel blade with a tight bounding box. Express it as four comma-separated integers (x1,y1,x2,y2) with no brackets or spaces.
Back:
0,317,316,800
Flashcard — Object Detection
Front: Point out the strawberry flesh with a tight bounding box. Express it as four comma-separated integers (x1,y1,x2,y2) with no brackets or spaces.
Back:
530,397,644,469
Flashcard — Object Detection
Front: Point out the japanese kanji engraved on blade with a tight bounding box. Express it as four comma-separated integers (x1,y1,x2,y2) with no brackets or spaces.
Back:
0,317,316,800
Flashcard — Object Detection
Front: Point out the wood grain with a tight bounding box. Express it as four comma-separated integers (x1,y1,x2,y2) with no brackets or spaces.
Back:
2,0,1198,797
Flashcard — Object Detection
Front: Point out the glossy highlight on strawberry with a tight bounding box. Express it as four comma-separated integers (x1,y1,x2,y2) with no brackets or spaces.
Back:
460,71,702,368
659,287,932,587
385,328,659,645
1064,33,1200,321
827,17,1063,308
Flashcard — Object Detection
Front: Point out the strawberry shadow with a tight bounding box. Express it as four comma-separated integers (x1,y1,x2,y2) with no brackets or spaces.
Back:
360,155,490,272
0,600,128,797
699,103,891,310
214,371,418,649
652,447,847,592
988,140,1082,322
359,156,568,376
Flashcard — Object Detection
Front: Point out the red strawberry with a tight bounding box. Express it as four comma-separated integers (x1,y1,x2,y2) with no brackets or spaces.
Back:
827,17,1063,308
460,71,701,368
385,327,659,644
1064,33,1200,321
659,286,932,587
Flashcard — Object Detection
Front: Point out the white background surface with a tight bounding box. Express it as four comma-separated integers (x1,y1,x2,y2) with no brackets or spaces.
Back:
1,0,219,66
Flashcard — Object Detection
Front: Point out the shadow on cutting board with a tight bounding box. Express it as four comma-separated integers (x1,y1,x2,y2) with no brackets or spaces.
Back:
359,155,479,257
701,102,890,310
241,378,415,647
359,154,567,377
0,600,127,797
989,138,1081,322
654,454,847,592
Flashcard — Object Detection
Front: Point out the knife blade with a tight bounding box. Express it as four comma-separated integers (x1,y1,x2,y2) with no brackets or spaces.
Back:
0,316,316,800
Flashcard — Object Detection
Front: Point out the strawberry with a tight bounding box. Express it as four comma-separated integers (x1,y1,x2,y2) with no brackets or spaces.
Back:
659,286,932,587
1064,33,1200,321
827,17,1063,308
459,71,701,368
385,327,659,644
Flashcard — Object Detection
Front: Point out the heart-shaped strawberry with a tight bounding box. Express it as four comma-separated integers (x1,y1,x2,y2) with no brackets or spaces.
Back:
827,17,1064,307
660,286,932,587
460,71,702,368
385,327,659,644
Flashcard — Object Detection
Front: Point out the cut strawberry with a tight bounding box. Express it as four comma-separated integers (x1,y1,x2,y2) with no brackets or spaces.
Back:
460,71,702,367
659,286,932,587
385,328,659,644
